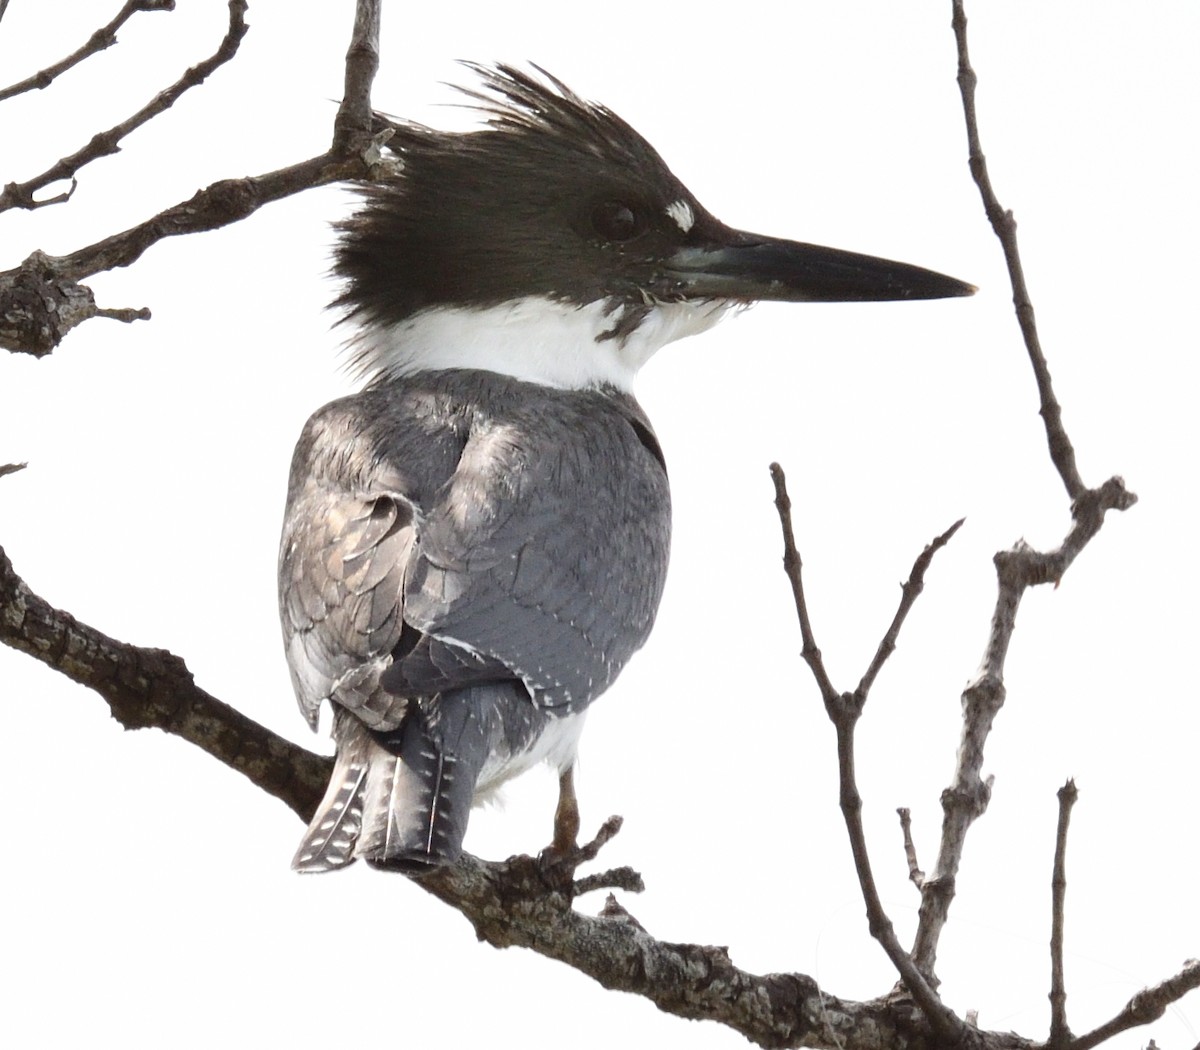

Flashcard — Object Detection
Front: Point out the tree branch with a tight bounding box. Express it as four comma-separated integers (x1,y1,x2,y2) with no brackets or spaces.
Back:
332,0,382,155
1071,960,1200,1050
950,0,1082,502
908,1,1139,983
0,1,248,213
0,0,177,103
897,807,925,888
856,518,964,700
1,535,1047,1050
0,544,331,820
1049,779,1078,1050
771,463,963,1042
0,0,390,356
769,462,837,705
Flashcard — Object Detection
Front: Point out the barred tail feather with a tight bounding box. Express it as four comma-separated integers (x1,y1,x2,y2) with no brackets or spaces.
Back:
360,703,480,872
294,689,501,874
292,711,370,872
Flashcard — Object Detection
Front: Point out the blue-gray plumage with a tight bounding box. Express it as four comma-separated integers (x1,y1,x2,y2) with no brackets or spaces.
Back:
280,64,972,873
281,371,668,870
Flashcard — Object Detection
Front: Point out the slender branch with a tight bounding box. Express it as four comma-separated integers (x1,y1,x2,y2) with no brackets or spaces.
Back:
0,1,248,213
0,462,27,479
1049,780,1079,1049
0,0,177,103
856,518,963,700
950,0,1083,501
897,808,925,888
1071,960,1200,1050
910,1,1140,982
771,463,963,1043
46,152,365,282
769,462,837,704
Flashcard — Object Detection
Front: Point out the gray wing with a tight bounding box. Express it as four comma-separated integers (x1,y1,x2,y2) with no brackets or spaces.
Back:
281,380,670,730
279,487,415,730
394,398,671,712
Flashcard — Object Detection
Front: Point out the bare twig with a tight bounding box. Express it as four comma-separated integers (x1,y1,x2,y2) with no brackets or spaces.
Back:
909,1,1139,983
572,866,645,897
770,462,962,1042
856,518,963,700
1049,779,1079,1049
0,0,177,103
0,462,27,479
951,0,1083,502
1,0,389,355
897,808,925,888
1071,960,1200,1050
769,462,837,704
0,1,248,213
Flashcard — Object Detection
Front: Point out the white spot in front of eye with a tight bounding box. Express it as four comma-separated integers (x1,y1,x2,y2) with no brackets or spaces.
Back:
666,199,695,233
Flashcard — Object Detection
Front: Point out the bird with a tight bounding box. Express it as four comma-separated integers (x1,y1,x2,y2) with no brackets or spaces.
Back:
279,63,973,874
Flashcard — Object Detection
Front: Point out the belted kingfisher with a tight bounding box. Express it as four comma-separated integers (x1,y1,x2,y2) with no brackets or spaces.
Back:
280,64,972,873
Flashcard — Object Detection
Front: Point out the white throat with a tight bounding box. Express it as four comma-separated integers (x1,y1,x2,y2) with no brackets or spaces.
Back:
347,295,733,392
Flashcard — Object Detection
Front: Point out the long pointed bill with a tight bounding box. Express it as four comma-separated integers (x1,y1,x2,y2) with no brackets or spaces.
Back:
661,231,975,303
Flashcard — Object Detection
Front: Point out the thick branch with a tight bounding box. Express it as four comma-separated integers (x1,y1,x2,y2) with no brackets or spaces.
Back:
333,0,382,154
0,1,248,213
0,1,176,102
0,544,331,820
2,539,1046,1050
1071,960,1200,1050
0,251,151,356
1049,780,1078,1049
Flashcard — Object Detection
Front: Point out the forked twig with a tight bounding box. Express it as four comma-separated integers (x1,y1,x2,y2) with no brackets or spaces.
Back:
770,462,962,1041
0,1,248,213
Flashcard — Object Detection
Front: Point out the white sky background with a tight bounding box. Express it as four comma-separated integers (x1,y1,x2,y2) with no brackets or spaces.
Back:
1,2,1196,1047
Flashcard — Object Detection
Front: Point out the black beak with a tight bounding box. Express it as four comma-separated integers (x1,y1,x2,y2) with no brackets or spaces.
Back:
660,227,975,303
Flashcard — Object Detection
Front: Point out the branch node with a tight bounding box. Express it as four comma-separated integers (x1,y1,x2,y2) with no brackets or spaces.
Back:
598,892,646,930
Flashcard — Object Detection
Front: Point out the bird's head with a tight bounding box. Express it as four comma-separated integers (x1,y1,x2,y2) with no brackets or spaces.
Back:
334,64,973,391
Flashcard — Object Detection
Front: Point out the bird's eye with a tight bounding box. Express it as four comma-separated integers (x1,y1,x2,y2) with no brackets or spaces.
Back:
591,200,643,242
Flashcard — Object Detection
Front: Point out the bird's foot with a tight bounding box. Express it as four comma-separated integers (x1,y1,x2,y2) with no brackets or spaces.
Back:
536,814,642,895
